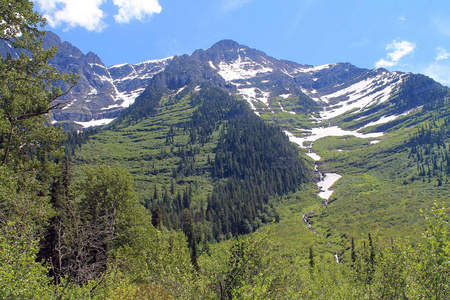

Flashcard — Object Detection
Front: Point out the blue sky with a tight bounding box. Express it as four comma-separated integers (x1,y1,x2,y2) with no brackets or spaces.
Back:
32,0,450,86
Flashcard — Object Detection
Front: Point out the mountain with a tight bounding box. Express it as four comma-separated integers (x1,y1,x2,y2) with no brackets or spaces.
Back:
8,32,450,247
44,32,172,128
0,31,172,129
116,38,449,148
4,32,447,136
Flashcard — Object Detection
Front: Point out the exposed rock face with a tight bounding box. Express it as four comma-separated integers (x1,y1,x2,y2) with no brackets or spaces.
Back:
39,32,171,126
2,33,448,129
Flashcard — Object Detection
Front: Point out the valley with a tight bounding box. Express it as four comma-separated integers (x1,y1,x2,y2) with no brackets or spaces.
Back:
56,36,450,258
3,21,450,297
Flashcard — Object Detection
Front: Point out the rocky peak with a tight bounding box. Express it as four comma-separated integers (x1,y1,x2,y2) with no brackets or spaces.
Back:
86,51,104,65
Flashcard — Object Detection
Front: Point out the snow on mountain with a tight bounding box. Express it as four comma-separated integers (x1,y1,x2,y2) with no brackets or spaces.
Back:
318,173,343,200
30,35,446,135
238,87,271,106
71,57,172,128
284,127,384,148
217,52,273,81
108,57,173,106
74,118,115,128
293,63,335,74
318,71,405,119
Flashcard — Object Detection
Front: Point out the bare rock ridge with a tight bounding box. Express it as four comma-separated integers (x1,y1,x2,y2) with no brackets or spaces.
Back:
1,32,448,130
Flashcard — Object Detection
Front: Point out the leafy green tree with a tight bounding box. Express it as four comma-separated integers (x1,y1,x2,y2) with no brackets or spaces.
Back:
407,203,450,298
0,0,77,235
0,223,53,299
200,228,289,299
0,1,77,297
79,164,141,251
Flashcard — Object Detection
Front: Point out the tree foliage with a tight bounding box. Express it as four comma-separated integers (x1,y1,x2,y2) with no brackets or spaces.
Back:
0,0,77,234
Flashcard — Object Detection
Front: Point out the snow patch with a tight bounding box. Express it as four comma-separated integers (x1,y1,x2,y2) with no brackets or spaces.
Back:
363,115,399,128
134,56,173,66
74,118,115,128
89,63,106,69
217,55,273,81
363,107,420,128
301,88,323,102
209,61,217,69
62,99,76,110
292,63,334,75
109,63,128,69
318,173,342,200
280,69,294,78
176,86,186,95
113,88,145,108
319,73,403,119
284,127,383,148
306,152,321,161
238,87,271,106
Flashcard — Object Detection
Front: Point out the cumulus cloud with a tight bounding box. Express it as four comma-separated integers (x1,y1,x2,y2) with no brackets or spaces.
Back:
375,40,416,68
436,47,450,61
113,0,162,23
35,0,106,32
33,0,162,31
375,59,396,68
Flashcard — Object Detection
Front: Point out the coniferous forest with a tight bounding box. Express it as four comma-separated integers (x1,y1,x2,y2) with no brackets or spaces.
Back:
2,1,450,299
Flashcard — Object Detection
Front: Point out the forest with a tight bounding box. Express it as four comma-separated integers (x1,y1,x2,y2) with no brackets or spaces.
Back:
1,1,450,299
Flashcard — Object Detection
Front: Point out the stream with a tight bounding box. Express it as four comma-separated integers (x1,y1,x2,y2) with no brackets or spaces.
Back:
301,144,342,232
285,125,383,263
298,140,343,262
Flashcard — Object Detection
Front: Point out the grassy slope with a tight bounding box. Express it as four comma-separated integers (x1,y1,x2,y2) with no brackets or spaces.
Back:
73,91,217,210
306,109,450,257
72,85,450,263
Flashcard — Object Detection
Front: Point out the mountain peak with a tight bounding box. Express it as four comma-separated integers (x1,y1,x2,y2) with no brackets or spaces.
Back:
210,39,242,51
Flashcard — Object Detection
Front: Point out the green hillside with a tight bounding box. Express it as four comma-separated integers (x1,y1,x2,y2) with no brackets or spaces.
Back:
70,85,315,246
69,76,450,259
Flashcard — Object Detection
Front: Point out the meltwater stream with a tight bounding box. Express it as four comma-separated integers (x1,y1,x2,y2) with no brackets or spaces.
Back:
305,145,342,203
304,146,342,262
286,126,382,262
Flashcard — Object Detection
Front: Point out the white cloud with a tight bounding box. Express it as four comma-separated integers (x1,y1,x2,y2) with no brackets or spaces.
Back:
34,0,107,32
436,47,450,61
398,16,406,22
386,40,415,62
113,0,162,23
375,40,415,69
33,0,162,31
375,59,396,68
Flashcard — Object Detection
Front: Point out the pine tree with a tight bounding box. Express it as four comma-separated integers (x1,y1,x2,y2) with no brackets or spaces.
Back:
152,205,162,229
351,237,356,268
309,246,314,272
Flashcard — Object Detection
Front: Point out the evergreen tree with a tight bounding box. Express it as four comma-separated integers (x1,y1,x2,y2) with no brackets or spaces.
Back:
152,205,162,229
351,237,356,268
309,246,315,272
0,0,77,236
